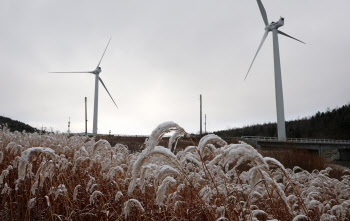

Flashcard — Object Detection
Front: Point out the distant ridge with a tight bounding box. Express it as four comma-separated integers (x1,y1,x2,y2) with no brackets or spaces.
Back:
0,116,37,133
214,103,350,140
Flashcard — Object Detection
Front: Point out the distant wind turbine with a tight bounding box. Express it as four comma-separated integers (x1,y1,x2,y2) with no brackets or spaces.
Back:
50,38,118,134
245,0,305,141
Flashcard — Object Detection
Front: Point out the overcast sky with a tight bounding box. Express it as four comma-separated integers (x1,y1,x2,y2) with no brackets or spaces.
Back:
1,0,350,135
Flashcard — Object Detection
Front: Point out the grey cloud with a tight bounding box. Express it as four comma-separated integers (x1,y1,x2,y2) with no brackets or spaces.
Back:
1,0,349,135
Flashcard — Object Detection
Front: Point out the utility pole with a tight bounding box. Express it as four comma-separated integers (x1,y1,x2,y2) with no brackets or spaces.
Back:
85,97,88,135
68,117,71,134
200,94,202,138
205,114,207,134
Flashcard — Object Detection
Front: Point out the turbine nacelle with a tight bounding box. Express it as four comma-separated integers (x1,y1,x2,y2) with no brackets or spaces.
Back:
266,17,284,31
93,67,102,74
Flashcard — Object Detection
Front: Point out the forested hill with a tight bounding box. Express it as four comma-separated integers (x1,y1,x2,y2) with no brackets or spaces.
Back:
0,116,37,133
214,104,350,140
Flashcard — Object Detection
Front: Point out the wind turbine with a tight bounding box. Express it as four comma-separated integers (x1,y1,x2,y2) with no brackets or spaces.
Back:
50,38,118,134
245,0,305,141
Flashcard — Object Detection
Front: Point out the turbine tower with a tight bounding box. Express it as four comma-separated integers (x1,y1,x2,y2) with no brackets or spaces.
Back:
245,0,305,141
51,38,118,134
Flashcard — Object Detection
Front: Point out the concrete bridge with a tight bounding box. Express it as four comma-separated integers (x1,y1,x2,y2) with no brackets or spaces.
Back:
241,136,350,162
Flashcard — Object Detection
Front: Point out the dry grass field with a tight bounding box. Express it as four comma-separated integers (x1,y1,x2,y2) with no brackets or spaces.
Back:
1,122,350,220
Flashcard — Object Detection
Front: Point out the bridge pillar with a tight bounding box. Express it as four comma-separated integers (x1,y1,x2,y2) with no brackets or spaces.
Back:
339,149,350,161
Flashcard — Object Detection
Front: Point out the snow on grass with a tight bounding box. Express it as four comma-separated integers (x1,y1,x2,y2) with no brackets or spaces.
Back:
0,122,349,220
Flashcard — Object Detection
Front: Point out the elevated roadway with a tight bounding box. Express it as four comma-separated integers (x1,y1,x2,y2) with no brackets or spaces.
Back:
242,136,350,161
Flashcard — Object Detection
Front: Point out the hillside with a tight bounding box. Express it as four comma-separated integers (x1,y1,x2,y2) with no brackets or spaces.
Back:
214,103,350,140
0,116,37,133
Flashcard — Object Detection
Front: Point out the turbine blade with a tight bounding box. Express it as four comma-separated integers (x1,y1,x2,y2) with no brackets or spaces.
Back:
49,71,94,73
97,37,112,68
256,0,269,26
245,30,269,80
278,31,305,44
99,77,119,109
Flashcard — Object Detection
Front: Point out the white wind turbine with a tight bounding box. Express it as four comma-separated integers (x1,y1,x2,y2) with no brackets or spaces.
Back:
50,38,118,134
245,0,305,141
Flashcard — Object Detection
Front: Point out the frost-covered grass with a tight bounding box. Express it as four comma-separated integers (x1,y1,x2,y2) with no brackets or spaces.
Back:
0,122,350,220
